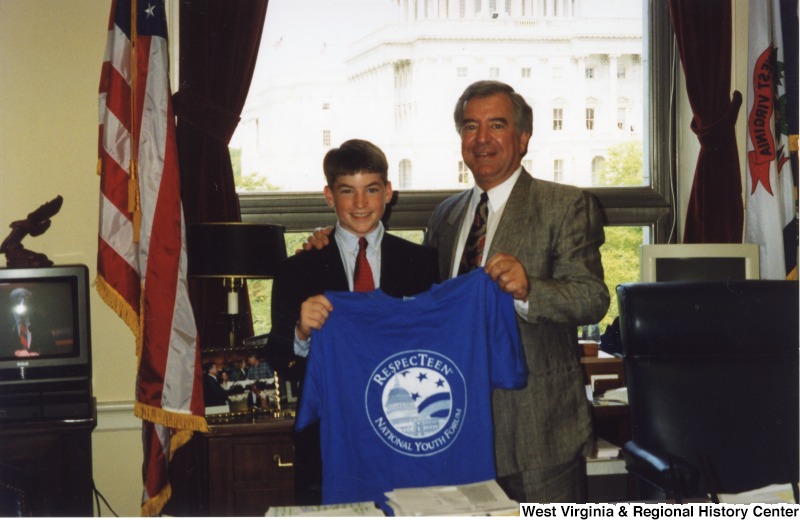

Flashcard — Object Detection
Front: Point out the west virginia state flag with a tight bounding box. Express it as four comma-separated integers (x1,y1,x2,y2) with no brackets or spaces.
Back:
96,0,207,515
745,0,798,280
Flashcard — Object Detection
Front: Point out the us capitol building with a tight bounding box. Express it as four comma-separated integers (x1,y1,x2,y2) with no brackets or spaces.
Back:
235,0,642,192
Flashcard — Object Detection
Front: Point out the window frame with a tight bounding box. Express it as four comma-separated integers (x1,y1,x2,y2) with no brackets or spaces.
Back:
552,106,564,131
585,106,595,131
553,159,564,183
238,1,675,244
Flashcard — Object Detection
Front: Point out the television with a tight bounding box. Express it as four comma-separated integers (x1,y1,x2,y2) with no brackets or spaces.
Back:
640,244,760,283
0,264,93,421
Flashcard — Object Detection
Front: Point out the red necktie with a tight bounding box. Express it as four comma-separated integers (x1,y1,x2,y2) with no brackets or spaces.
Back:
19,322,28,349
458,191,489,276
353,237,375,292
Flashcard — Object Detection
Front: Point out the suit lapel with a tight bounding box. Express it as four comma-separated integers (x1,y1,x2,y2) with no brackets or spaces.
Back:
438,191,472,270
379,233,400,287
321,235,349,291
488,170,533,260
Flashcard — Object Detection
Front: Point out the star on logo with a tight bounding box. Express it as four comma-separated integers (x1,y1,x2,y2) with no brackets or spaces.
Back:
435,378,445,388
417,372,428,382
145,3,156,18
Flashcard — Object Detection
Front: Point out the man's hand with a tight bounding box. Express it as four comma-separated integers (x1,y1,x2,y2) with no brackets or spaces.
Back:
485,253,530,301
296,294,334,340
296,226,334,253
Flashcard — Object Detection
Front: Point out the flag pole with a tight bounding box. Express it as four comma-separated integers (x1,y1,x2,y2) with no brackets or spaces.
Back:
129,0,141,244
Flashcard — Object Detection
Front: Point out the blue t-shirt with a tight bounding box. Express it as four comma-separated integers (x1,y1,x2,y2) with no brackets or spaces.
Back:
295,269,528,506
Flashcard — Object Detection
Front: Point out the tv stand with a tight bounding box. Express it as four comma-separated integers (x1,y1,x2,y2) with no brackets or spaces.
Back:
0,399,96,516
0,377,93,422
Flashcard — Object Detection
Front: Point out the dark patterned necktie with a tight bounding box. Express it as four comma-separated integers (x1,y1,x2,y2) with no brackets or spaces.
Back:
458,191,489,276
19,322,28,349
353,237,375,292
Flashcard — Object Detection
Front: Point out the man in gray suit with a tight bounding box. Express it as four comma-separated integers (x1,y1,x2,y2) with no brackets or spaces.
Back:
423,80,609,503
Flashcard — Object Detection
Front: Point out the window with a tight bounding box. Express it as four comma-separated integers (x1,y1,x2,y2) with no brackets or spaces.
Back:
399,159,413,189
585,67,595,80
489,67,500,78
322,129,331,147
617,67,627,79
522,159,532,172
553,108,563,131
458,160,471,185
521,67,531,78
322,102,330,110
233,0,672,332
585,107,595,130
553,159,564,183
617,106,626,130
591,156,606,185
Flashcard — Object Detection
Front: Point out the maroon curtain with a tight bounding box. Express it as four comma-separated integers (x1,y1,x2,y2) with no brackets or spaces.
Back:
175,0,269,348
668,0,744,243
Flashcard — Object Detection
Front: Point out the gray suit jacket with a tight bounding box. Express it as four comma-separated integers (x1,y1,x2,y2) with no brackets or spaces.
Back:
424,169,609,476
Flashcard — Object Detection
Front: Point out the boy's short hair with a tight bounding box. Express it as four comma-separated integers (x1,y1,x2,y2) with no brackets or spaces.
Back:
323,139,389,187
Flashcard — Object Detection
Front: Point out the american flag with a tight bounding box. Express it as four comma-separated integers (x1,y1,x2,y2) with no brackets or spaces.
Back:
97,0,207,515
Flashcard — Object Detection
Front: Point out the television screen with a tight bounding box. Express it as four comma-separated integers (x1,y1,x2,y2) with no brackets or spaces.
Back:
0,265,92,421
0,279,79,360
0,264,91,382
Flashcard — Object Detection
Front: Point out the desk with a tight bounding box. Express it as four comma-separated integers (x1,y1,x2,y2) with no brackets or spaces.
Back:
167,416,296,516
581,352,625,389
581,347,629,447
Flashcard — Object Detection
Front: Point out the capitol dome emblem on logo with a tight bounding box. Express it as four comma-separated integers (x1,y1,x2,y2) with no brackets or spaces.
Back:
365,350,467,457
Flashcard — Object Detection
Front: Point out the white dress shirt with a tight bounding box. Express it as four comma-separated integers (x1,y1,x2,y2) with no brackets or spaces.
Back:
294,222,384,357
452,167,530,319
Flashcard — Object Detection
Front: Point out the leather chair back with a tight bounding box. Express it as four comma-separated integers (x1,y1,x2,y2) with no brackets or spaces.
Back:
617,280,799,499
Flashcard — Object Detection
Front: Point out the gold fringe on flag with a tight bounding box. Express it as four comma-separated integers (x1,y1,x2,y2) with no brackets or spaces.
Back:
95,274,140,339
135,402,208,433
140,485,171,518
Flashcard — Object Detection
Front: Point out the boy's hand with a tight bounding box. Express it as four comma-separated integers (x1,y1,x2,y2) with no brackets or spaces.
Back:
296,294,334,340
485,253,530,302
296,226,334,253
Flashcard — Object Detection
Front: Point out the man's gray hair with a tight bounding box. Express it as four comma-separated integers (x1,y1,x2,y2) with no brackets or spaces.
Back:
453,80,533,136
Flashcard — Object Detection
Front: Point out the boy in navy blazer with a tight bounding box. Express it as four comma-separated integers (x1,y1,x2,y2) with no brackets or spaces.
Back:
268,139,439,504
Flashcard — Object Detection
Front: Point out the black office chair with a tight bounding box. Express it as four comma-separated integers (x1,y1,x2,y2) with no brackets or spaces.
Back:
616,280,799,502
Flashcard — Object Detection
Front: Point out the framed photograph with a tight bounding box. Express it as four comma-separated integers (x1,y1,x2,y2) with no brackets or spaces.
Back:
201,348,280,417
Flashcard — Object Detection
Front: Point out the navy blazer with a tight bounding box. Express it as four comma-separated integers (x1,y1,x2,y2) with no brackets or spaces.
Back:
267,231,439,378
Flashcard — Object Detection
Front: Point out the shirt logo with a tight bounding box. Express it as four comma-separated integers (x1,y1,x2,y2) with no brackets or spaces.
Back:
365,350,466,457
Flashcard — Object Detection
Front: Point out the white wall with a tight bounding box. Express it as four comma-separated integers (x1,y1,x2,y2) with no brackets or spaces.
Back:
0,1,143,516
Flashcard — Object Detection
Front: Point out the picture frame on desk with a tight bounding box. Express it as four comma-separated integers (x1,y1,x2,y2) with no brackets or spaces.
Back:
200,347,289,422
242,333,303,414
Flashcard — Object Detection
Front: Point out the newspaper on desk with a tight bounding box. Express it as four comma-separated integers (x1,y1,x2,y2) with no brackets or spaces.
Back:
716,483,799,504
265,501,386,517
385,479,519,516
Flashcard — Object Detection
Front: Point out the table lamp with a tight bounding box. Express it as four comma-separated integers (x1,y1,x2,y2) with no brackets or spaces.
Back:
187,222,287,347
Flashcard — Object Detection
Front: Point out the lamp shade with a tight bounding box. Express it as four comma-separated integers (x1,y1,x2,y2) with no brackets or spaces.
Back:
187,223,287,278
